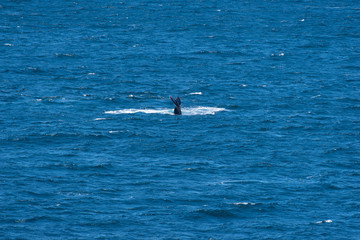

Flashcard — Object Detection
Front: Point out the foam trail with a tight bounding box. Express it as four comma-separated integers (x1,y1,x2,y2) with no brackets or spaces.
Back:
182,107,227,115
105,107,227,116
105,108,172,115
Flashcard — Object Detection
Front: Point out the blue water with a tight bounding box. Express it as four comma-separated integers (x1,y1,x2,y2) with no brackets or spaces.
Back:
1,0,360,239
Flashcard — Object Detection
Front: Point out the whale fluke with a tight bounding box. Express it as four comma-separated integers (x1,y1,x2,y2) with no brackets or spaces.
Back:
170,96,182,115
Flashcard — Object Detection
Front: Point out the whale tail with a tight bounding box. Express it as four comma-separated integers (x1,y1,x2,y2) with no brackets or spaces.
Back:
169,96,182,115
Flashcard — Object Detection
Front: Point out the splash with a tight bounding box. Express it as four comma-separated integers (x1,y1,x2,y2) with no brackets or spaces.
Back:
105,107,227,116
105,108,172,115
183,107,227,115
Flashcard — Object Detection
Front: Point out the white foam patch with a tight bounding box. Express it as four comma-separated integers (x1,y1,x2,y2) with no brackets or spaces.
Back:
94,118,106,121
105,107,227,116
189,92,202,95
316,219,332,224
184,107,227,115
233,202,256,206
105,108,172,115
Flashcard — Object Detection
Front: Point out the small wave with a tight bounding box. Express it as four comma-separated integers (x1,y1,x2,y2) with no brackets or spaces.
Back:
54,53,80,58
315,219,332,224
194,208,236,218
233,202,256,206
105,107,227,116
94,118,106,121
109,131,119,133
189,92,202,95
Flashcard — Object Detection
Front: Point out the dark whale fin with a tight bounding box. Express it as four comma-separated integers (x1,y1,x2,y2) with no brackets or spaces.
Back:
169,96,182,115
176,96,181,106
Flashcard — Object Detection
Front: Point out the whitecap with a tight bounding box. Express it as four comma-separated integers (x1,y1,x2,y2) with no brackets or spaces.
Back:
233,202,256,206
105,107,227,116
189,92,202,95
94,118,106,121
315,219,332,224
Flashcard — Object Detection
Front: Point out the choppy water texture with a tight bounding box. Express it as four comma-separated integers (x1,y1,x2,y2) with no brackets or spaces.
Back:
1,0,360,239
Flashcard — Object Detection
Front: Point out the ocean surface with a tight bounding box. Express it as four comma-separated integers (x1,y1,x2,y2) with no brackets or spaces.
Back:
1,0,360,239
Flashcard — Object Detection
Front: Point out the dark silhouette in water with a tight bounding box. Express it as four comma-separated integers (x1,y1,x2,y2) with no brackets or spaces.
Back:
169,96,182,115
